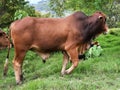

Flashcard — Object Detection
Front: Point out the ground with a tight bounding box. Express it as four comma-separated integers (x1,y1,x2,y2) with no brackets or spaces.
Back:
0,28,120,90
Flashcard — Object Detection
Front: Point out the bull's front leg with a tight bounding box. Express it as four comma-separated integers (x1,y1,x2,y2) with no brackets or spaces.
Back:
13,50,26,85
13,60,23,85
65,47,79,74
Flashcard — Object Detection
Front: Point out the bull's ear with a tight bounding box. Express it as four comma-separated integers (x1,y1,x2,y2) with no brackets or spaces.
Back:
98,16,103,20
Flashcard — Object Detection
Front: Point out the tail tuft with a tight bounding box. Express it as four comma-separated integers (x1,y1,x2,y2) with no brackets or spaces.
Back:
3,58,9,76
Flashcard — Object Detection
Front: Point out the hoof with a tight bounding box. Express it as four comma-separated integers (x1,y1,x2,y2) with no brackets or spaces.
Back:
61,72,65,76
20,74,24,81
61,71,66,76
64,70,69,74
42,60,46,63
16,81,23,85
61,70,70,76
16,74,24,85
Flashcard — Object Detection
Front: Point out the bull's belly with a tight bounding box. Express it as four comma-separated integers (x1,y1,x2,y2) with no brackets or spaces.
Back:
30,44,64,53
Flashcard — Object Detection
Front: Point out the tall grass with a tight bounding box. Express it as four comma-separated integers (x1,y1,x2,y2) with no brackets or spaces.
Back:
0,28,120,90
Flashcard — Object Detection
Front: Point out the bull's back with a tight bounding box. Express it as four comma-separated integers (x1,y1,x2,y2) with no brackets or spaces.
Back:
10,17,70,51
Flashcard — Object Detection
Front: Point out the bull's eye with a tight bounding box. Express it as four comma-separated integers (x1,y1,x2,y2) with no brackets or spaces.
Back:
105,18,106,22
5,35,8,38
0,33,3,37
104,18,106,23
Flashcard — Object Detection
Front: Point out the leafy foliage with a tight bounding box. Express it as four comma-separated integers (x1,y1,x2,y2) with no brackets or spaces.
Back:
86,45,103,58
49,0,120,28
107,2,120,28
49,0,113,15
49,0,66,17
14,10,29,20
0,0,35,28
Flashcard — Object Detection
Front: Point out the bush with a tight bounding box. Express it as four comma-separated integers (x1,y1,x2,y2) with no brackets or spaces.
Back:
86,45,103,59
109,28,120,36
14,10,29,20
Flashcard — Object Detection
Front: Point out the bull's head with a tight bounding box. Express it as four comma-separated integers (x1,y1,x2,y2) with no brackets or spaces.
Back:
0,30,10,49
98,15,108,35
95,12,109,35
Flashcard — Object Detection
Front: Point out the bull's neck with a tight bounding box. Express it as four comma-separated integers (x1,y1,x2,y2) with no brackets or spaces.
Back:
82,20,100,42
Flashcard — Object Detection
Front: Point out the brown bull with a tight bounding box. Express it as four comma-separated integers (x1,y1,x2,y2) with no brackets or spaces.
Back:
4,11,108,84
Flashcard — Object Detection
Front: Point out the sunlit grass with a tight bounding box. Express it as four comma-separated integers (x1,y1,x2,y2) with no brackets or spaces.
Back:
0,28,120,90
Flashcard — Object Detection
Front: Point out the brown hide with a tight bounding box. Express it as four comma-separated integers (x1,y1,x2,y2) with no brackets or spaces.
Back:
11,17,81,52
0,30,9,49
8,11,108,84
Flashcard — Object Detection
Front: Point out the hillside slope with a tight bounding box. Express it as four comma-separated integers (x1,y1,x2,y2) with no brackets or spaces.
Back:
0,28,120,90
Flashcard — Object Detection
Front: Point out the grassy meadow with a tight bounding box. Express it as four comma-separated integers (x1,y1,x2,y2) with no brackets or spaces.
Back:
0,28,120,90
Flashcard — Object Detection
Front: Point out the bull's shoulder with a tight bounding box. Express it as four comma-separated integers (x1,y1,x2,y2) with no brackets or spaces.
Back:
10,19,20,30
10,17,35,29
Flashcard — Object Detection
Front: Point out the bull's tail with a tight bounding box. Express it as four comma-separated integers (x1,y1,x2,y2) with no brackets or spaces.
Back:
3,29,11,76
3,45,10,76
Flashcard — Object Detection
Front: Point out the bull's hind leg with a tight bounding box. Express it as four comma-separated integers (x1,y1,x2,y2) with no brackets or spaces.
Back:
65,48,79,74
13,49,26,85
61,51,69,75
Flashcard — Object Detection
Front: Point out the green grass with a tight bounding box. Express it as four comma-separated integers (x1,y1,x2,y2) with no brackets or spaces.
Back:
0,28,120,90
